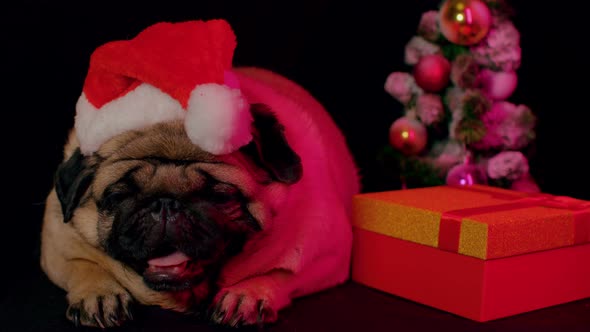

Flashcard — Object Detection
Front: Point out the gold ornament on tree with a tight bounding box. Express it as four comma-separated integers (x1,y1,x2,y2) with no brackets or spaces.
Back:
439,0,492,45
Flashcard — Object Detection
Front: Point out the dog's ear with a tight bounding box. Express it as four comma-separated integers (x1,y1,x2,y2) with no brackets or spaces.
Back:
54,148,95,223
241,103,302,184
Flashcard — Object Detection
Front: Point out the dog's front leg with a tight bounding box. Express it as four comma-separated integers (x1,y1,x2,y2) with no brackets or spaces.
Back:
41,192,134,328
42,239,134,328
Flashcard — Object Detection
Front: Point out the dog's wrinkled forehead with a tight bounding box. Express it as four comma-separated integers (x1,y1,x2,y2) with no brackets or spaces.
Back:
90,120,262,197
96,121,215,163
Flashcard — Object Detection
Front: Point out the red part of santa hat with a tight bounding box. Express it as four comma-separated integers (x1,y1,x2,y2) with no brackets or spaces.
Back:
75,19,252,155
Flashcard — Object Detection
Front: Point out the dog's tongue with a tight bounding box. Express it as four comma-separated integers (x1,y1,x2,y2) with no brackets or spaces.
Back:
148,251,190,267
148,251,190,269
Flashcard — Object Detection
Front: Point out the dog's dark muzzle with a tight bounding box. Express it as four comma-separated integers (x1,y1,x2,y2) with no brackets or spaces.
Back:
105,196,224,291
148,197,190,243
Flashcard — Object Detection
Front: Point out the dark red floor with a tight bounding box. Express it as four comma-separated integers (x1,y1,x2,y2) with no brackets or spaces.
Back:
2,269,589,332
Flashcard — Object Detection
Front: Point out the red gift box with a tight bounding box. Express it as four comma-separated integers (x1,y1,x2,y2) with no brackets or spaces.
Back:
351,185,590,321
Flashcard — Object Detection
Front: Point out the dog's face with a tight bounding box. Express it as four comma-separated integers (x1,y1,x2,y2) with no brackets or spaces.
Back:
54,105,302,293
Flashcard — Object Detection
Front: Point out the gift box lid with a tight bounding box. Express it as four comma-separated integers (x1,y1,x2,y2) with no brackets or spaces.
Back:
352,184,590,259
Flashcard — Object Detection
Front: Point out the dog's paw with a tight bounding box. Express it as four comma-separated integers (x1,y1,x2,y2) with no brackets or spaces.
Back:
66,286,134,328
210,275,290,327
210,290,276,328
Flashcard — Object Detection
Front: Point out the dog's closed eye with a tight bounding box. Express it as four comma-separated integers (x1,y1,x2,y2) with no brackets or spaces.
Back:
210,183,240,204
98,180,139,211
99,190,130,210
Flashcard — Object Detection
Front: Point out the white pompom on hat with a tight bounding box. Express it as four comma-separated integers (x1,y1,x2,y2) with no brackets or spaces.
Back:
75,19,252,155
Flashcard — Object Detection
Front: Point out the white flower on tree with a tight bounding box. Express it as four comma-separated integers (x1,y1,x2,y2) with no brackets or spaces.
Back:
487,151,529,180
404,36,441,65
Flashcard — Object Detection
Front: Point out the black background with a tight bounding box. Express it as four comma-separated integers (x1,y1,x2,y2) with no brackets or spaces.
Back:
1,0,588,330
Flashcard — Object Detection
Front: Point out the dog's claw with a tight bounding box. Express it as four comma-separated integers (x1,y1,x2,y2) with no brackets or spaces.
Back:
227,294,245,326
108,314,120,327
212,292,250,327
66,291,133,328
95,296,106,328
67,306,81,327
228,313,243,328
256,299,276,330
216,292,229,311
117,294,134,321
210,291,228,323
257,300,266,327
73,313,81,328
93,314,106,329
211,309,225,324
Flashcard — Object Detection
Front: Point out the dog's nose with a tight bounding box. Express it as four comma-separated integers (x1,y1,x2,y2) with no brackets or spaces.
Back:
150,198,183,223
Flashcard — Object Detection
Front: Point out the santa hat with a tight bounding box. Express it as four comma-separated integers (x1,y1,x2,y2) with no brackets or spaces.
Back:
75,19,252,155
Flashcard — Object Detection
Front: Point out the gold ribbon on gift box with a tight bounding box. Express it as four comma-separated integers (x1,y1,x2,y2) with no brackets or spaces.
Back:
352,185,590,259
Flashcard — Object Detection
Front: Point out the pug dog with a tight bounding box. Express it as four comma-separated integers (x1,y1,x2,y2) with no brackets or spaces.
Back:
40,20,360,329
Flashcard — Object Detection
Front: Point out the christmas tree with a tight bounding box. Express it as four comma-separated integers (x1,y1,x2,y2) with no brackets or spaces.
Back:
382,0,539,192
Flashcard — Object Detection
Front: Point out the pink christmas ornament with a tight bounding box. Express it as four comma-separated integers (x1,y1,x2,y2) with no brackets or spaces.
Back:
446,163,487,186
478,69,518,100
389,117,428,155
413,54,451,92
